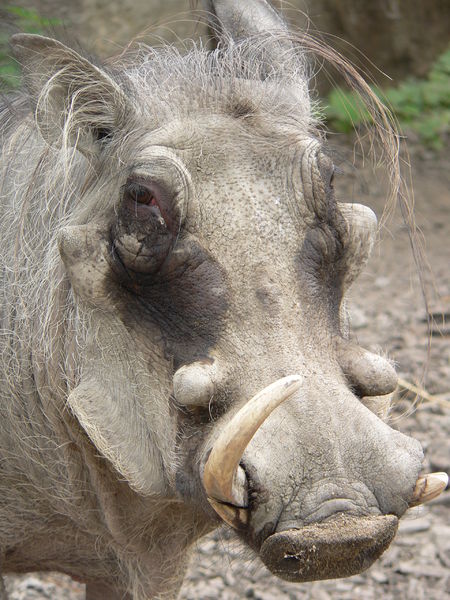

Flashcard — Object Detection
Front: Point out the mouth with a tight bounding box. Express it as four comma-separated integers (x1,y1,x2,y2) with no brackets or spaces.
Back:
260,513,398,582
201,376,448,582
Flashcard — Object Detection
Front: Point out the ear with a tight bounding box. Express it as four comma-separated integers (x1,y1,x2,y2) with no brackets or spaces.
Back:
205,0,294,75
205,0,288,41
10,34,133,157
204,1,309,107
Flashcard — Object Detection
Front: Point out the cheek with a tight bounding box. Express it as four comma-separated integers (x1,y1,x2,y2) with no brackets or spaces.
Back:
115,237,230,368
297,225,344,310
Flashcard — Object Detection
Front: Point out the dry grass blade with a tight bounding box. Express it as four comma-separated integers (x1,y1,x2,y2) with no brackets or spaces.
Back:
397,378,450,410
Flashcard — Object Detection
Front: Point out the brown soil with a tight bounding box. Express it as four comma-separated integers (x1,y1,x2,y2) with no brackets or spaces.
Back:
4,141,450,599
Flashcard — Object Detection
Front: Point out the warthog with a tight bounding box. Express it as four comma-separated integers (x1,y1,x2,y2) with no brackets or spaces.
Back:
0,1,447,598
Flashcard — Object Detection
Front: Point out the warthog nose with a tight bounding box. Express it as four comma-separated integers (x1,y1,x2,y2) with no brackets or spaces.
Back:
260,514,398,582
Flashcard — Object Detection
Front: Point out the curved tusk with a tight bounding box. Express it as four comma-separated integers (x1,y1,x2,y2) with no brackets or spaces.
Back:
207,497,249,530
409,472,448,507
203,375,302,513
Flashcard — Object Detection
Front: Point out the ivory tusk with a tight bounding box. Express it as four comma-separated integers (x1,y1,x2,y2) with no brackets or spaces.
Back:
203,375,302,512
409,472,448,507
207,498,249,530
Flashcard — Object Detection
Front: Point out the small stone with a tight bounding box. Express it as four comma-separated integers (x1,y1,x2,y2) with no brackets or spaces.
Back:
7,576,57,600
429,449,450,473
396,561,447,578
370,568,389,583
335,580,353,592
221,570,232,587
198,539,217,554
438,547,450,568
206,576,224,591
222,592,237,600
398,516,431,534
254,589,285,600
374,276,390,288
432,523,450,541
309,587,333,600
348,575,365,584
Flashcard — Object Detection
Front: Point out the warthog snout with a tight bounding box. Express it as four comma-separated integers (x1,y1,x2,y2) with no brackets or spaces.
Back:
201,376,448,580
260,514,398,582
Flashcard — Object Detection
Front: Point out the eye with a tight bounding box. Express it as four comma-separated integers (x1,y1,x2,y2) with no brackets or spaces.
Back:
128,182,155,205
329,167,335,188
317,153,336,196
112,179,175,277
122,182,169,230
323,161,335,191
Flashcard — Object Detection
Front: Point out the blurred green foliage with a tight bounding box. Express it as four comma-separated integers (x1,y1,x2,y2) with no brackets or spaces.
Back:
0,6,61,89
324,47,450,150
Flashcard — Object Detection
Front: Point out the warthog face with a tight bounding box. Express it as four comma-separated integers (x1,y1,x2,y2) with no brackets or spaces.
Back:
10,0,446,586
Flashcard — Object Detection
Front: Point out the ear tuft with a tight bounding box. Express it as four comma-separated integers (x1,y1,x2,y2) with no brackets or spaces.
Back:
10,34,133,157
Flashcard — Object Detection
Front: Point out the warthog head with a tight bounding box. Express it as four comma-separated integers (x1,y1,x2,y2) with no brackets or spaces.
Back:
10,0,446,587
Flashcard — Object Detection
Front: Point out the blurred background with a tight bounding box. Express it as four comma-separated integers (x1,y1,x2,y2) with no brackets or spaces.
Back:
1,0,449,149
1,0,449,79
1,2,449,599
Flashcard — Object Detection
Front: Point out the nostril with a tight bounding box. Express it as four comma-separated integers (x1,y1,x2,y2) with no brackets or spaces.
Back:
173,360,217,407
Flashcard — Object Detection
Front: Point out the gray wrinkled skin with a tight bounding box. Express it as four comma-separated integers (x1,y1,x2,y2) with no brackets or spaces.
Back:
0,1,423,599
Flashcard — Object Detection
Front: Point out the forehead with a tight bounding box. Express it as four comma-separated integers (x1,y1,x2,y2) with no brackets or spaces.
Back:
133,113,324,199
141,110,308,150
132,117,332,275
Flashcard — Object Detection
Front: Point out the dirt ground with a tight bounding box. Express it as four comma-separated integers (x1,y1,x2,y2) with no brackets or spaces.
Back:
4,139,449,599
